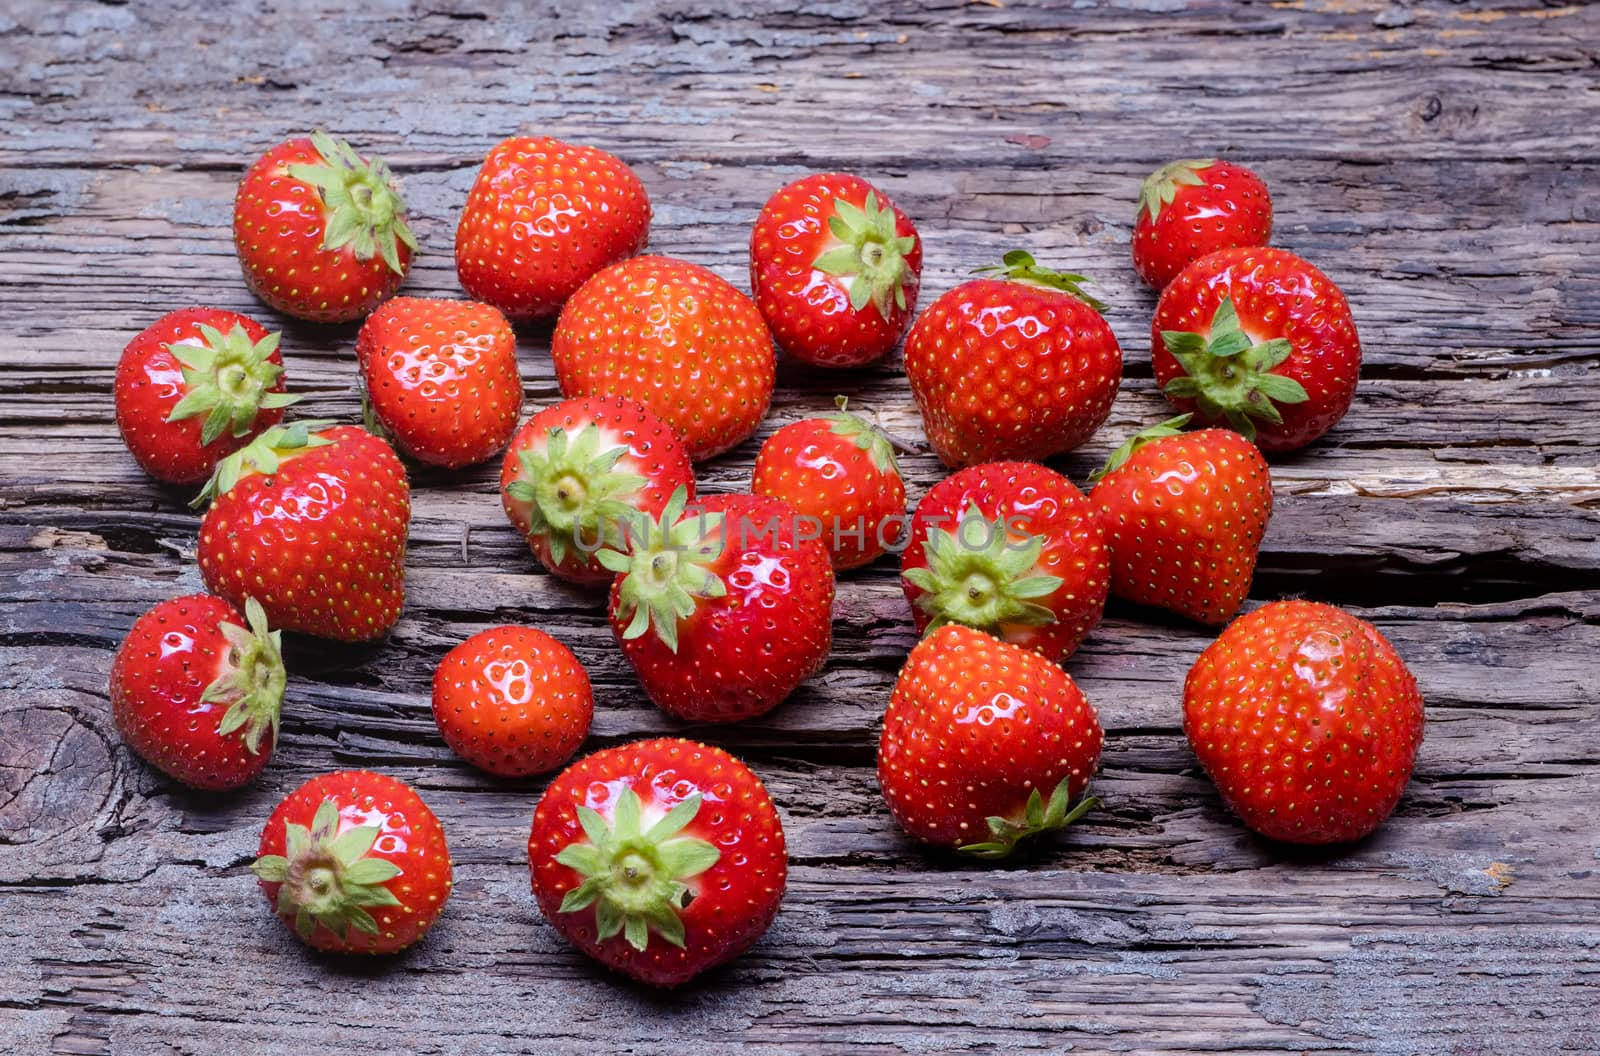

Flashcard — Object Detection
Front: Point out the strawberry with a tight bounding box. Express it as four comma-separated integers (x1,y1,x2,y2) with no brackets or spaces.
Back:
901,461,1108,663
455,136,651,320
233,131,416,323
750,400,906,571
528,737,785,987
749,172,921,367
1132,159,1272,290
1183,600,1425,844
432,626,593,777
551,256,775,461
197,422,410,643
598,489,834,723
109,594,286,791
114,308,297,486
355,296,522,469
500,396,694,585
902,252,1122,467
251,770,452,954
1153,247,1361,452
878,624,1103,857
1088,415,1273,626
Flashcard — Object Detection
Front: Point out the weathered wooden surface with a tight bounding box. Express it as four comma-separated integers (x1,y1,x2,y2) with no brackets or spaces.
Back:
2,0,1598,1053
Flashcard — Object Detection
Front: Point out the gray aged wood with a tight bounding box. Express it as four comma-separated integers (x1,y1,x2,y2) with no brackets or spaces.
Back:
2,0,1598,1053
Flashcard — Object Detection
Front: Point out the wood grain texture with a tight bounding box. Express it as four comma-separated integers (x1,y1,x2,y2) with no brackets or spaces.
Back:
2,0,1598,1053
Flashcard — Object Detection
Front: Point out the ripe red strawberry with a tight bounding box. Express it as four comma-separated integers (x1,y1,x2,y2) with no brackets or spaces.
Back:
114,308,297,486
109,594,285,790
901,461,1108,663
1088,415,1273,626
751,401,906,571
356,296,522,469
251,770,452,954
903,252,1122,467
551,256,775,461
1183,600,1425,844
455,136,651,320
1132,159,1272,290
432,626,593,777
500,396,694,585
598,489,834,723
234,131,416,323
749,172,921,367
1153,247,1361,452
197,422,410,643
528,737,785,987
878,624,1103,857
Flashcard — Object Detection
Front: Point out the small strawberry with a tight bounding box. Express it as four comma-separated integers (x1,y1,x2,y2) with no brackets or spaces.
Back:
598,489,834,723
500,396,694,585
1183,600,1425,844
751,400,906,571
1132,159,1272,290
234,131,416,323
528,737,786,987
432,626,593,778
749,172,921,367
551,256,775,461
109,594,286,791
114,307,297,486
197,422,410,643
455,136,651,320
878,624,1103,857
251,770,453,954
356,296,522,469
903,252,1122,467
1088,415,1273,626
1153,247,1361,452
901,461,1108,663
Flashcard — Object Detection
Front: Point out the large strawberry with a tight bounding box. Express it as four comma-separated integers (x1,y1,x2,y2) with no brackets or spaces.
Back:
500,396,694,585
110,594,286,790
1153,247,1361,452
1132,159,1272,290
251,770,453,954
551,256,775,461
455,136,651,320
234,131,416,323
598,489,834,723
751,400,906,571
114,307,297,486
901,461,1108,663
749,172,921,367
878,624,1103,857
1088,415,1273,625
356,296,522,469
197,422,410,643
902,251,1121,467
1184,600,1425,844
528,738,786,987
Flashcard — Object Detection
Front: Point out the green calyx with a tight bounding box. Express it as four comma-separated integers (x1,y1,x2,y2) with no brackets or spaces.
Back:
826,396,900,477
555,788,720,951
203,597,287,754
973,250,1106,312
287,130,418,275
1137,158,1214,223
251,796,405,941
1160,296,1309,443
812,191,918,320
1088,414,1194,484
903,505,1064,634
192,419,336,508
596,487,725,654
958,777,1099,860
166,324,299,446
504,424,647,568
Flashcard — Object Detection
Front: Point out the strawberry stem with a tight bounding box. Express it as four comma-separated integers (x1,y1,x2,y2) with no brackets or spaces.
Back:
811,191,917,321
903,505,1064,635
504,423,648,568
165,324,299,446
1160,296,1308,442
286,130,418,275
204,597,287,755
596,487,727,654
974,250,1106,312
958,777,1099,860
251,796,405,941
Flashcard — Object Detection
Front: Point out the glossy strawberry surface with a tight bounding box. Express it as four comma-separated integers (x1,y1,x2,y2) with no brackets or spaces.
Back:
1133,159,1272,290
